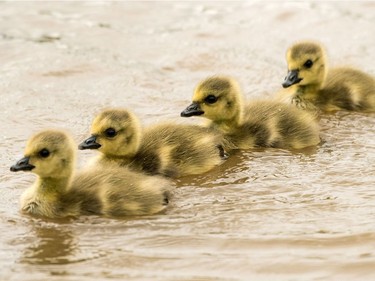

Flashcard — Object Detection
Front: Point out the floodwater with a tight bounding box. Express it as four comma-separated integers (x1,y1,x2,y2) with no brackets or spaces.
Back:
1,1,374,280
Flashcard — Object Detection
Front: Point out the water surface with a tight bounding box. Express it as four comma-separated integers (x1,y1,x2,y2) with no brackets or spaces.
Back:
0,2,374,280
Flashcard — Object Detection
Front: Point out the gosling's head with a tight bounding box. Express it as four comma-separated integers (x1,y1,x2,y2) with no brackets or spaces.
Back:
79,108,141,157
282,41,327,88
181,76,243,125
10,130,76,179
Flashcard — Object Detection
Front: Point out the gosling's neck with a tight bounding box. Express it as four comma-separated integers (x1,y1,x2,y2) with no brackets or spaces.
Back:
35,175,72,197
292,83,322,101
102,153,135,164
211,105,244,133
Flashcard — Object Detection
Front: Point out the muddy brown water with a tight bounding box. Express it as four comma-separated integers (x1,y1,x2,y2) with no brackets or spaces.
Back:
0,1,374,280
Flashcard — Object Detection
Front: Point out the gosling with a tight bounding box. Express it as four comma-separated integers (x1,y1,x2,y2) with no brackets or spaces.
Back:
79,109,226,177
10,129,171,219
181,76,320,150
280,41,375,112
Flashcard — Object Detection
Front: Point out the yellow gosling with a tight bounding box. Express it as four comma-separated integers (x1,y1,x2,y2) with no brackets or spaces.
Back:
10,129,171,219
181,76,320,150
79,109,226,177
280,41,375,112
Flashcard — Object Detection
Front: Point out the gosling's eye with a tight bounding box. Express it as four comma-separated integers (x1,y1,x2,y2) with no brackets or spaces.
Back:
304,59,313,68
39,148,50,158
104,128,117,138
204,95,218,104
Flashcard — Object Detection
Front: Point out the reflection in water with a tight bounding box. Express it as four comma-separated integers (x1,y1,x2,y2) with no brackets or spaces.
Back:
20,220,77,265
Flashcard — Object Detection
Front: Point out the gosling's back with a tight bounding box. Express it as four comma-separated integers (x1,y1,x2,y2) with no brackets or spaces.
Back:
67,166,171,217
224,101,320,149
124,123,225,177
318,68,375,112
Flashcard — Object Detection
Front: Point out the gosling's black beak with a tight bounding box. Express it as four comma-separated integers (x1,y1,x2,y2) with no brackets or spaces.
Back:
282,69,303,88
10,157,35,172
180,102,204,117
78,135,101,150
